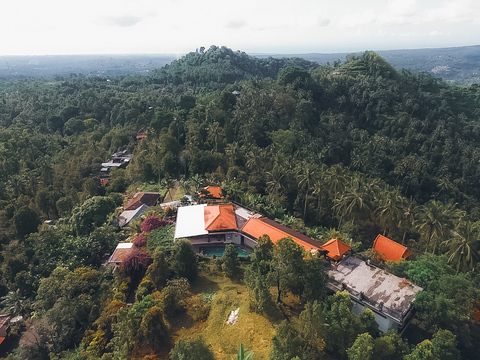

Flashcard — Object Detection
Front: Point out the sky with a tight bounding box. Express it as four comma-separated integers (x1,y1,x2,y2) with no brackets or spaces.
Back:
0,0,479,56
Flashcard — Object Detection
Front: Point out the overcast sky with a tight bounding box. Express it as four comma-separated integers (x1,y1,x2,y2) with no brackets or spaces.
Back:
1,0,479,56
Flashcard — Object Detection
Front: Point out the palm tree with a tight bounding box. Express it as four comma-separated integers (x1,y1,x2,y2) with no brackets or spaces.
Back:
297,162,317,221
415,200,465,254
225,141,240,168
324,164,347,199
161,175,176,202
442,220,479,273
333,177,373,226
397,196,417,244
266,165,286,199
374,187,405,237
0,290,30,316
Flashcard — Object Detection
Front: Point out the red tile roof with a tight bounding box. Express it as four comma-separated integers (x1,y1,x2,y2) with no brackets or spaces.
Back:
204,204,238,231
373,234,411,261
200,186,222,199
0,337,5,345
124,192,160,210
321,239,351,261
241,217,322,251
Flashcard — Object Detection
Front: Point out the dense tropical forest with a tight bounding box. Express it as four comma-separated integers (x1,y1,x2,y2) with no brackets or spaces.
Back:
0,45,479,359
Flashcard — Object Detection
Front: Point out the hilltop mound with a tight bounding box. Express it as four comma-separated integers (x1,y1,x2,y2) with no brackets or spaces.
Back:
151,45,318,88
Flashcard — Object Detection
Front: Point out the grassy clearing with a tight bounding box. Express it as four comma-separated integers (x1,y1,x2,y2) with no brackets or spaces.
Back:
172,262,279,359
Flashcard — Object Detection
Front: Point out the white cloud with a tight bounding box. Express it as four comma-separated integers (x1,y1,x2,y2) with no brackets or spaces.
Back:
225,20,247,29
388,0,417,17
318,17,331,27
0,0,479,55
338,10,377,29
107,16,143,27
426,0,480,23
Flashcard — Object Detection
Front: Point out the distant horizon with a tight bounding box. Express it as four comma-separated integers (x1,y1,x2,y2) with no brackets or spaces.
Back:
0,43,478,58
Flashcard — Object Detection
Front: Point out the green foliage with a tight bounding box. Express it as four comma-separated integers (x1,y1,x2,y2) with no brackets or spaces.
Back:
269,320,304,360
431,329,460,360
404,340,435,360
144,250,171,290
272,237,305,302
297,300,326,358
347,333,374,360
372,330,409,360
146,224,175,252
171,238,198,282
324,291,364,358
70,196,116,235
406,254,454,288
169,336,216,360
237,343,254,360
138,306,169,348
222,244,240,278
13,205,40,238
158,278,189,317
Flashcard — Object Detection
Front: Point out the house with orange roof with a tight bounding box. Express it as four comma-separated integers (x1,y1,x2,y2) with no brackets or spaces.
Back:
175,203,324,253
373,235,411,262
241,217,323,252
199,186,223,200
322,239,351,261
174,203,254,251
174,203,422,333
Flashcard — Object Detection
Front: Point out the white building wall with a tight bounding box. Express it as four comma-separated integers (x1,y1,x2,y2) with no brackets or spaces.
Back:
352,302,398,332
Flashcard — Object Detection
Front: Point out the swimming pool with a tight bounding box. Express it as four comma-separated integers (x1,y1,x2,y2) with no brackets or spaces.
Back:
199,245,251,258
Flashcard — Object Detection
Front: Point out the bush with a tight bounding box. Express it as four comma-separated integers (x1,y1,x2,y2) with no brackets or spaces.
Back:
133,234,147,248
170,337,215,360
140,215,173,233
120,250,152,276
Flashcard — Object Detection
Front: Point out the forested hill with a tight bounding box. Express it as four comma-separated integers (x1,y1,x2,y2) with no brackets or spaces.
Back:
1,47,480,359
258,44,480,84
150,45,318,88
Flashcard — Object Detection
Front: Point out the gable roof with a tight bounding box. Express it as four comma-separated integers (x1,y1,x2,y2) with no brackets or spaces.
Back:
322,238,351,261
373,234,412,261
124,192,160,211
200,186,222,199
241,217,322,251
204,204,238,231
108,243,134,263
118,204,149,228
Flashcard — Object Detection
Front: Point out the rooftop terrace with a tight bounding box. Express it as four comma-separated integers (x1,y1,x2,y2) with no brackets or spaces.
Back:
327,256,422,323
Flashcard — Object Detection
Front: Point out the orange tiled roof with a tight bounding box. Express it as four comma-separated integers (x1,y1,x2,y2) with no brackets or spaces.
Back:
373,234,411,261
204,204,237,231
322,239,351,261
200,186,222,199
0,337,5,345
241,217,322,251
125,192,160,210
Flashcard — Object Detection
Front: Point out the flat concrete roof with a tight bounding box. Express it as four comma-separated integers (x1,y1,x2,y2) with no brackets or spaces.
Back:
174,204,208,239
328,256,422,321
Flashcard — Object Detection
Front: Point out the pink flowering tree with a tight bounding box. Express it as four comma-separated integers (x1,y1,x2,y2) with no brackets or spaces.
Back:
121,250,152,275
140,216,162,233
140,215,173,233
133,234,148,248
